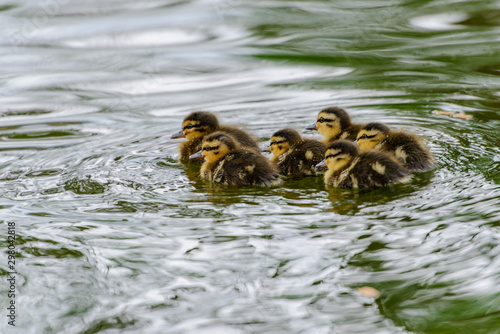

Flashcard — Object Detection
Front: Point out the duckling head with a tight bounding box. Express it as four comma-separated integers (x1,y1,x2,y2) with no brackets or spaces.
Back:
269,128,301,159
172,111,219,141
200,131,238,163
323,140,358,173
356,122,390,152
308,107,352,141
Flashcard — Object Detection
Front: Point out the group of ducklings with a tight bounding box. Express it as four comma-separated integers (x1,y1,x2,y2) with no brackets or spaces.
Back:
171,107,434,189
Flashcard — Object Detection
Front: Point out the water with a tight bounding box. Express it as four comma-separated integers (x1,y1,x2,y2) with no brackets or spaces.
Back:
1,0,500,333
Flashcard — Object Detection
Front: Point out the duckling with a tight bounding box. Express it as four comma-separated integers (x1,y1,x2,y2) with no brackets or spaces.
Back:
356,122,434,172
267,128,327,176
189,131,281,186
306,107,364,143
316,140,409,189
171,111,259,162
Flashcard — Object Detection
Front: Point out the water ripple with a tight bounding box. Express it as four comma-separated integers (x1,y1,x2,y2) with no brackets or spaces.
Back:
1,0,500,333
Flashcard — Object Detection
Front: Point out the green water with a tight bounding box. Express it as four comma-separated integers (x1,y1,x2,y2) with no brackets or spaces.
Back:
1,0,500,333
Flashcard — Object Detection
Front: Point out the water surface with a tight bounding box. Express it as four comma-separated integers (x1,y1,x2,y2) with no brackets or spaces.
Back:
1,0,500,333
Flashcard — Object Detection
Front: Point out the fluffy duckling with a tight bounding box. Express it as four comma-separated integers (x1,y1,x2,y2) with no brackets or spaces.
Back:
267,128,327,176
189,132,281,186
306,107,364,143
316,140,409,189
356,122,434,172
171,111,259,162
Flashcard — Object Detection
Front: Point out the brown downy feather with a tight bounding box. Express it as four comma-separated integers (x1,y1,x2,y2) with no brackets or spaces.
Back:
338,123,364,141
175,111,259,162
269,128,327,176
200,132,281,186
377,132,434,172
357,122,434,172
323,140,409,189
202,149,281,186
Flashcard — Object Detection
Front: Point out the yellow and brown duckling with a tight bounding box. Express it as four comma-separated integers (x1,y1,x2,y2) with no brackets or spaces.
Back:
306,106,364,143
316,140,409,189
171,111,259,162
189,131,281,186
266,128,327,176
356,122,434,172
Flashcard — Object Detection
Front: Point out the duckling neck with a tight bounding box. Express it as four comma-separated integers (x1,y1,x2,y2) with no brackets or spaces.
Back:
324,134,340,143
376,134,389,149
325,156,357,185
200,155,227,180
277,147,294,164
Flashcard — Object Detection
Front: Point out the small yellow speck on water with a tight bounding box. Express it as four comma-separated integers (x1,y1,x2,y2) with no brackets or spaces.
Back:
356,286,381,298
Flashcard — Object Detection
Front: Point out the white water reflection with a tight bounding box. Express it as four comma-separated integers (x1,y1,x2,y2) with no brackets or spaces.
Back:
409,12,468,31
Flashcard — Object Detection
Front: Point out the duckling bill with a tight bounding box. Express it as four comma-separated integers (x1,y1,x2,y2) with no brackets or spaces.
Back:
172,111,259,162
268,128,326,176
190,131,281,186
306,107,364,143
317,140,409,188
356,122,434,172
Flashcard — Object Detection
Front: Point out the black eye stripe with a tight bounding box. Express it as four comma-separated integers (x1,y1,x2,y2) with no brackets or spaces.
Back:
203,145,219,151
318,117,334,123
359,134,376,140
326,152,341,159
183,124,201,130
270,140,286,146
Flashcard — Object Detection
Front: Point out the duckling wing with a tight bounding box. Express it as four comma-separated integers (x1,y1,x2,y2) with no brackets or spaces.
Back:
222,150,280,186
348,152,408,188
218,126,259,150
280,140,326,176
382,133,433,171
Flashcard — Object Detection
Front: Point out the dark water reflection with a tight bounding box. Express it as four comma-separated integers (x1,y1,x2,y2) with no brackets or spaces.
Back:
1,0,500,333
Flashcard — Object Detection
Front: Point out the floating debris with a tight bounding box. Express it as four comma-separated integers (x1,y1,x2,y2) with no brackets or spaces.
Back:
453,113,473,120
433,110,472,120
356,286,381,298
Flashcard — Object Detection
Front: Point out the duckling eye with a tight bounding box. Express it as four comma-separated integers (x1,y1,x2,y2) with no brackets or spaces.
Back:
359,134,376,140
270,140,286,146
326,152,341,159
203,146,219,151
318,117,333,123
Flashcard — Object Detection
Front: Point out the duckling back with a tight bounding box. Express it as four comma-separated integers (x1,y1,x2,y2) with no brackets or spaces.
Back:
203,149,281,186
278,139,326,176
338,123,364,142
327,151,408,189
218,126,259,151
379,132,434,172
